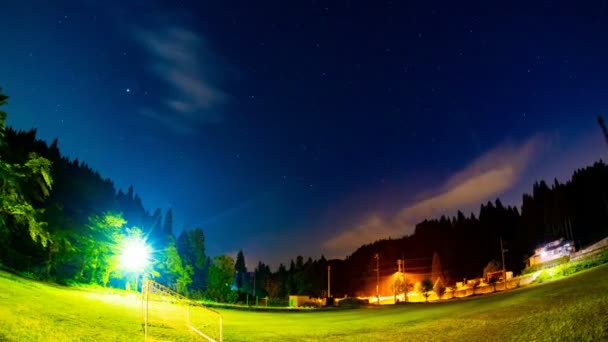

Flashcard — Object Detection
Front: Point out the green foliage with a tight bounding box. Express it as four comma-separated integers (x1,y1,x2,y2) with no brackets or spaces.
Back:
206,255,237,303
77,212,126,286
157,238,192,294
0,90,53,249
534,250,608,284
522,256,570,275
0,88,7,140
177,228,207,294
24,154,53,199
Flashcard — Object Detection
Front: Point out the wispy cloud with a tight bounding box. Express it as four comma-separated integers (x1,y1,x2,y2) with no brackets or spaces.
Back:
135,27,228,134
323,136,545,257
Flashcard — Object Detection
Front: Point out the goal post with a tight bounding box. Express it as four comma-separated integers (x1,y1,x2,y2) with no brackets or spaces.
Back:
143,280,223,342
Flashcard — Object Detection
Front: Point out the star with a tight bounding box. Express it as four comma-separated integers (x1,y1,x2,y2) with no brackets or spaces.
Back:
125,88,131,93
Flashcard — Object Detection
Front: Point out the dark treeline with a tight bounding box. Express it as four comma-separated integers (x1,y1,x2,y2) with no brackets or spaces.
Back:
2,89,608,301
252,161,608,298
334,164,607,295
233,254,332,301
345,165,608,295
0,91,202,296
0,125,199,289
224,160,608,300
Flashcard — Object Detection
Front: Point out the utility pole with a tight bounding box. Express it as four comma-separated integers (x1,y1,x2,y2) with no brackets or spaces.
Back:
327,265,331,298
253,271,257,306
501,237,506,289
395,259,402,303
374,254,380,304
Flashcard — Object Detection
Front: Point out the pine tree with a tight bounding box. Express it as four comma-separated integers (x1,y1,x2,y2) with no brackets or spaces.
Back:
206,255,237,303
163,209,173,237
157,238,192,293
433,277,446,299
177,228,208,294
234,250,247,290
431,251,443,283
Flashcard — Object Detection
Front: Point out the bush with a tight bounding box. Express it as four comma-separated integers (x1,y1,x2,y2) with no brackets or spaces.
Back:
522,256,570,275
535,271,550,284
19,271,40,280
533,250,608,284
338,297,367,309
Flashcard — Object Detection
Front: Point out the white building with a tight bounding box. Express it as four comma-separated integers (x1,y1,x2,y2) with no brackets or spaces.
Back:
528,238,575,267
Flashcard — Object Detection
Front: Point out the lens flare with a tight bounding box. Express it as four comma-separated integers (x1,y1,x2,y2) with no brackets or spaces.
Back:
120,237,150,272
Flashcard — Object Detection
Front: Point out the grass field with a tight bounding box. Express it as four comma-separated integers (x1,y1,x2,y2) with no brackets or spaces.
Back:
1,264,607,341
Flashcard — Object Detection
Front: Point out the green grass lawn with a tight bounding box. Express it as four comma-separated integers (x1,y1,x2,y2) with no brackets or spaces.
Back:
1,264,607,341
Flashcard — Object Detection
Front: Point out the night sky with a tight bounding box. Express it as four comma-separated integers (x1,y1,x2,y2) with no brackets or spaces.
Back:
2,1,608,268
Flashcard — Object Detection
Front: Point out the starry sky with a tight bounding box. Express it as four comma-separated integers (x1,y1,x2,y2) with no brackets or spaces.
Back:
2,1,608,268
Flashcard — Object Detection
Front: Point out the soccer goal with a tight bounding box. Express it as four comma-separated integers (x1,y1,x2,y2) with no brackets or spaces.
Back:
143,280,223,342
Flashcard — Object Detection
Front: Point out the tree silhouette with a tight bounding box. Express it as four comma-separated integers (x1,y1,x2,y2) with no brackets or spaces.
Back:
433,277,446,299
235,250,247,290
420,278,433,303
163,209,173,238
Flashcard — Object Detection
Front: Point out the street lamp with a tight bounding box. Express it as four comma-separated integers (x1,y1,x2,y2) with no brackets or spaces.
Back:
119,236,151,273
119,235,151,293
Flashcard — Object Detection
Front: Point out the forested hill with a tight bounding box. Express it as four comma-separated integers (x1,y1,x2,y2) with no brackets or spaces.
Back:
0,125,195,287
3,128,150,228
328,160,608,295
2,91,608,298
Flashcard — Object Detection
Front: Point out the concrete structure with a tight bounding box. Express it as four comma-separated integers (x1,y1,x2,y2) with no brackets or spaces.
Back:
571,236,608,261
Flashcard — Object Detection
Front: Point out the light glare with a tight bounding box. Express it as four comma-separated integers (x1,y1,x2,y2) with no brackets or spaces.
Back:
120,237,150,272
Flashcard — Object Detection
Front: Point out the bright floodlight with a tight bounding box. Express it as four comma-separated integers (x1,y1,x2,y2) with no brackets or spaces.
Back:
120,237,150,272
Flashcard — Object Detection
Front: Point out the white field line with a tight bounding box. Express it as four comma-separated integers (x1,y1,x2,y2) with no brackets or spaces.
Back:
187,324,217,342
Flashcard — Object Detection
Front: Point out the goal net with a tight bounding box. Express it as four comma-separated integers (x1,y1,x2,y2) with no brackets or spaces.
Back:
143,280,223,342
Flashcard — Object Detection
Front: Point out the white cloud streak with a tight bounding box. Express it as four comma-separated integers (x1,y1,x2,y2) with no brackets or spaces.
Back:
323,136,545,257
136,27,227,134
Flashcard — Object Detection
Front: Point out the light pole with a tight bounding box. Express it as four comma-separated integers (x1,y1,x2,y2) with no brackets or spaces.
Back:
118,235,151,340
327,265,331,298
500,237,508,290
374,254,379,304
395,259,404,303
119,235,151,289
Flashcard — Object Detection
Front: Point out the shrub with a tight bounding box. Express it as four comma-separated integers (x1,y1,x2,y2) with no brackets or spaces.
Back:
338,297,367,309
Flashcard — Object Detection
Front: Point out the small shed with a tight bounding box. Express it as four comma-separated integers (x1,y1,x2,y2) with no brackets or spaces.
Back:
288,295,322,308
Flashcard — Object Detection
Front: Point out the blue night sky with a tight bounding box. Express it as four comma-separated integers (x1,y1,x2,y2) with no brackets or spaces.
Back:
2,1,607,268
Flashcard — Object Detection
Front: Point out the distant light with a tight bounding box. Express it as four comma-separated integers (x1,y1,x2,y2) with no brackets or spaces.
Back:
119,237,150,272
126,88,131,93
